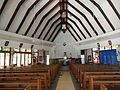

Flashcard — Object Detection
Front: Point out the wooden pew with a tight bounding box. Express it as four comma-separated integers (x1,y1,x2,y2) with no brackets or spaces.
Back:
0,63,60,90
83,72,120,90
100,83,107,90
79,65,120,83
0,73,46,90
69,63,120,90
89,77,120,90
0,78,42,90
70,63,120,83
0,71,50,89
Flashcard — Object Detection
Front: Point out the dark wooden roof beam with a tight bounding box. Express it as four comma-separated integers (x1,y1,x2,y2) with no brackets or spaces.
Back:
90,0,115,31
66,10,87,39
48,22,61,41
33,10,61,38
40,17,61,40
75,0,101,35
51,23,79,42
107,0,120,20
16,0,40,34
67,16,86,39
67,22,82,40
0,0,8,15
68,2,92,37
24,0,55,36
5,0,26,31
66,26,78,41
30,2,60,37
51,26,62,42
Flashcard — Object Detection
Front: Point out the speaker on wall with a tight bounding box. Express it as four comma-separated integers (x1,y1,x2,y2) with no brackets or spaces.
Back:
4,41,9,46
31,45,34,49
19,43,23,48
81,50,85,55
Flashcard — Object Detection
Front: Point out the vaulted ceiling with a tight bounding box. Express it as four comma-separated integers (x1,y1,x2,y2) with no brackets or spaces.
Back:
0,0,120,42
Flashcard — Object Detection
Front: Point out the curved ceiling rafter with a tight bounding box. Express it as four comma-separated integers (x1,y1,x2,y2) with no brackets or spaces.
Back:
68,2,92,37
16,0,40,34
24,0,55,36
51,26,62,42
0,0,8,15
107,0,120,20
47,15,84,42
90,0,115,31
75,0,104,35
66,26,78,42
67,22,82,40
5,0,26,31
31,2,60,38
43,17,61,40
0,0,119,43
67,16,86,39
49,25,61,42
49,24,61,42
37,10,61,40
50,23,78,42
42,17,61,40
48,22,61,41
50,22,79,42
67,10,87,39
45,4,83,42
75,0,98,36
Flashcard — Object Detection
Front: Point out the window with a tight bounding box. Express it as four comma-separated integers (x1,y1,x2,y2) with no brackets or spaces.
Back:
5,53,10,67
0,53,4,69
21,54,24,66
17,53,21,67
13,53,17,64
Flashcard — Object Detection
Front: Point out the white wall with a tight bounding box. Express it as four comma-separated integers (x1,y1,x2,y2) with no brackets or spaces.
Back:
76,29,120,49
0,30,55,51
51,30,79,58
50,29,120,59
1,29,120,59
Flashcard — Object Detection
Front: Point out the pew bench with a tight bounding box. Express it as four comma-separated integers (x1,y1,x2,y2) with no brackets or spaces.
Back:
0,80,41,90
0,63,61,90
70,64,120,84
100,83,107,90
82,72,120,90
89,77,120,90
0,73,48,90
0,69,51,88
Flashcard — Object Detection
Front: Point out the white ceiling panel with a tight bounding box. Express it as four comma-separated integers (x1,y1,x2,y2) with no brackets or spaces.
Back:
0,0,20,30
0,0,119,43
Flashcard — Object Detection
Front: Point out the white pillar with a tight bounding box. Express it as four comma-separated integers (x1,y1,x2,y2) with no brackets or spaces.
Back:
46,55,50,65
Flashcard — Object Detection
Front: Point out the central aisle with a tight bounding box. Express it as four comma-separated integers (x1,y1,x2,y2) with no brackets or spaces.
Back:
49,65,81,90
56,67,75,90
